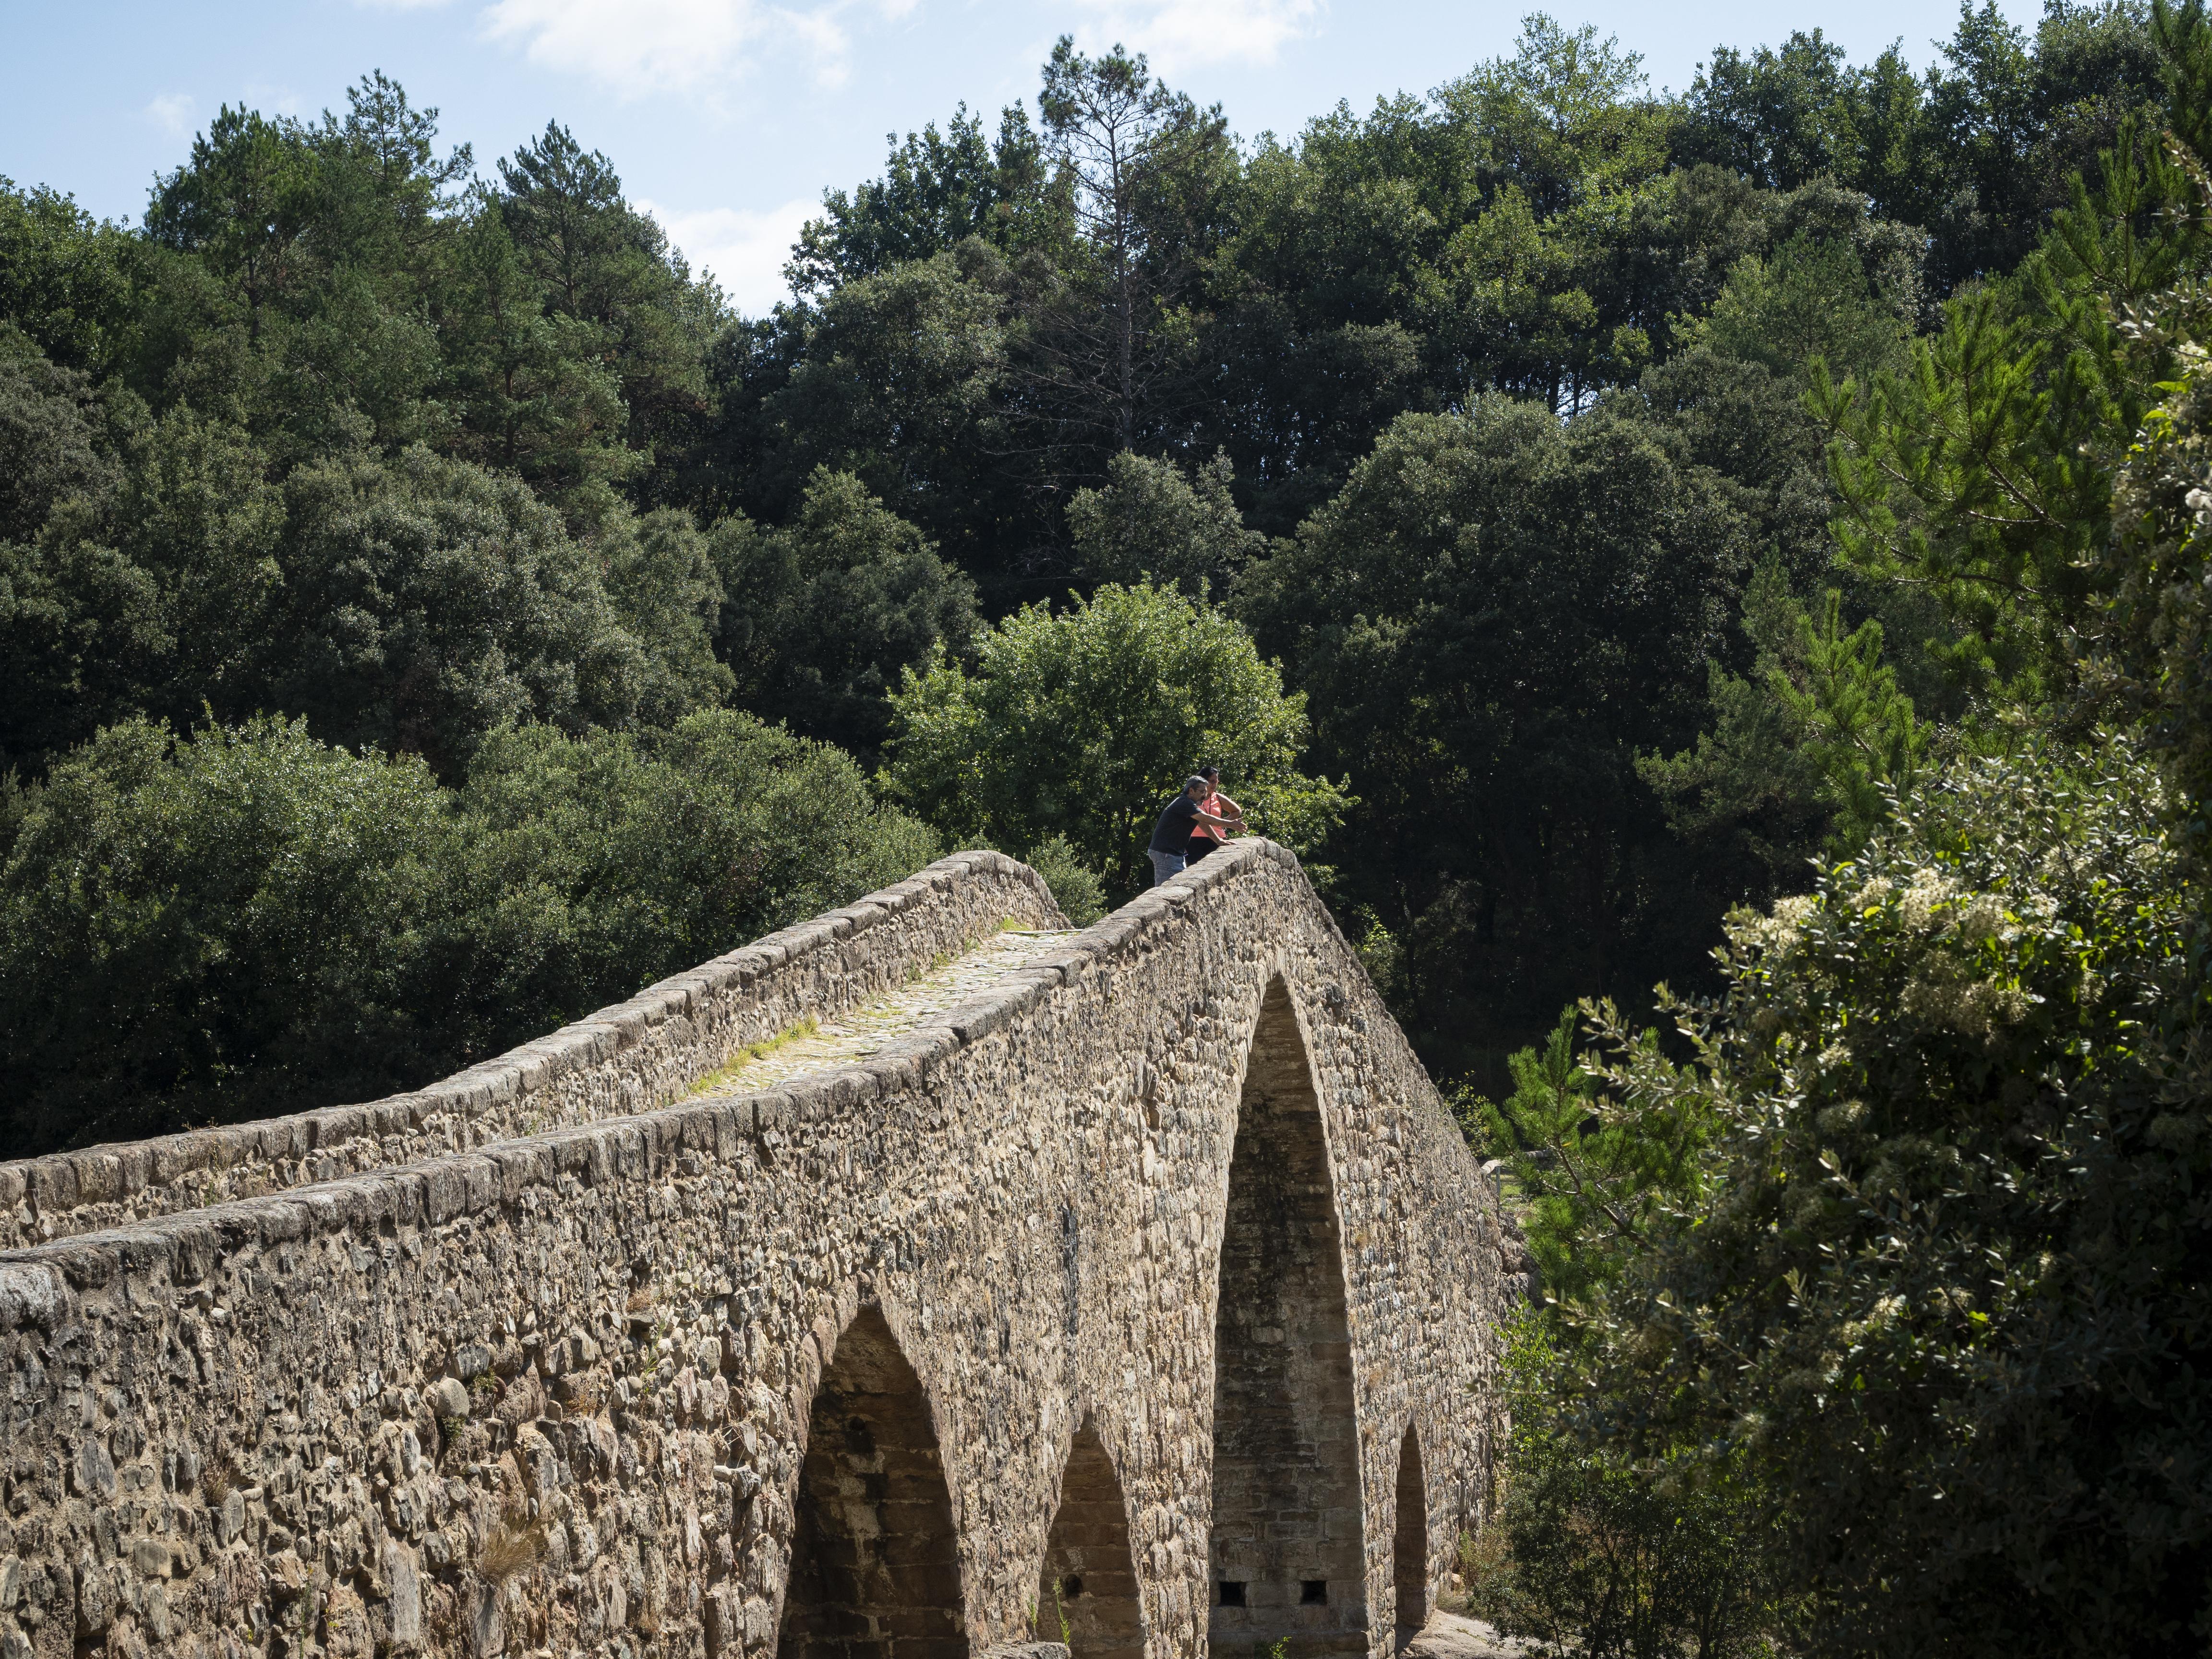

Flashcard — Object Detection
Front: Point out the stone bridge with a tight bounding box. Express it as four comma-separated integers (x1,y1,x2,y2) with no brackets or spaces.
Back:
0,842,1510,1659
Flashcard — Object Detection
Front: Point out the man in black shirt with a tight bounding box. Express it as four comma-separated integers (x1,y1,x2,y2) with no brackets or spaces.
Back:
1148,776,1239,886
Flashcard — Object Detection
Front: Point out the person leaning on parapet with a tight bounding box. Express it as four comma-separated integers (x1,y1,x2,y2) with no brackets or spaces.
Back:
1148,775,1240,886
1186,765,1245,866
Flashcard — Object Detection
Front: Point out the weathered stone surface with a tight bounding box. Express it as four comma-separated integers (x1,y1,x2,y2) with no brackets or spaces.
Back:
426,1377,471,1421
1400,1610,1539,1659
0,851,1062,1250
0,841,1506,1659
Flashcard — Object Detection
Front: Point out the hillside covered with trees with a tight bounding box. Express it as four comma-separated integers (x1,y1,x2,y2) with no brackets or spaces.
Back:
4,2,2177,1146
7,0,2212,1648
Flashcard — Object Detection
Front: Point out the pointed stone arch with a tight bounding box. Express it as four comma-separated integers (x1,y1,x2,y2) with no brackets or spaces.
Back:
779,1306,968,1659
1392,1424,1428,1651
1208,976,1367,1659
1034,1419,1144,1659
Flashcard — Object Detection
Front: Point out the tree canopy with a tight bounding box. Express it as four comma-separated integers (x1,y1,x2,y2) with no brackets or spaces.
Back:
0,6,2181,1112
1461,7,2212,1647
885,580,1346,895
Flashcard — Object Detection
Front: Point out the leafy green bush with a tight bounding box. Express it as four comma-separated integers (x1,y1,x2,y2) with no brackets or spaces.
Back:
1017,833,1107,926
1473,1007,1714,1307
1641,557,1930,871
710,466,978,764
265,447,732,774
1467,1001,1778,1658
1236,393,1764,1068
1,419,736,780
0,716,451,1151
885,581,1347,897
1473,1318,1784,1659
0,709,938,1155
0,324,120,543
1694,232,1910,382
2101,290,2212,808
1065,450,1262,594
432,710,940,1057
1575,744,2207,1656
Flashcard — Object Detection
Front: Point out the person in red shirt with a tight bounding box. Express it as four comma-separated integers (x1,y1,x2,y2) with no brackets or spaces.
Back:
1185,766,1245,864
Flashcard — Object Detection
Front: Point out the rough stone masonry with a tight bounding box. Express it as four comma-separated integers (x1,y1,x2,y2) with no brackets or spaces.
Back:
0,841,1508,1659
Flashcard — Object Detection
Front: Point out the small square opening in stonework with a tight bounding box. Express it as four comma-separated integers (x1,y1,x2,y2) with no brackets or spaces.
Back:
1058,1576,1084,1599
1301,1580,1329,1605
1218,1582,1248,1608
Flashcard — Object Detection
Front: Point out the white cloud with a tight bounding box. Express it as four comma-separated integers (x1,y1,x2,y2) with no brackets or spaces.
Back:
477,0,927,96
244,82,305,118
777,4,855,87
144,93,196,138
644,197,817,315
1068,0,1321,71
485,0,756,93
483,0,854,95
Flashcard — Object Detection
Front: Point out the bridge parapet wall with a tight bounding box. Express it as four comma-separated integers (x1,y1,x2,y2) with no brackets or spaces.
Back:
0,842,1500,1659
0,852,1061,1252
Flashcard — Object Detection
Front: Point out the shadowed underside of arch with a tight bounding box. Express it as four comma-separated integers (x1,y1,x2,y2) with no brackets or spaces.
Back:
1393,1426,1428,1650
1209,978,1368,1659
781,1307,968,1659
1036,1422,1144,1659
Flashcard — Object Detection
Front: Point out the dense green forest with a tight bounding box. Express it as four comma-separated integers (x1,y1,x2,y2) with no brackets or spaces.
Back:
6,0,2212,1648
1448,0,2212,1646
0,4,2182,1103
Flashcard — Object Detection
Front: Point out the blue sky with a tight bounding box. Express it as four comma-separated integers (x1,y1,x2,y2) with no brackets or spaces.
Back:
2,0,2043,315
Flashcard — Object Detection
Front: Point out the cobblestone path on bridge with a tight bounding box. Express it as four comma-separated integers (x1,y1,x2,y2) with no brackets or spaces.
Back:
693,926,1076,1097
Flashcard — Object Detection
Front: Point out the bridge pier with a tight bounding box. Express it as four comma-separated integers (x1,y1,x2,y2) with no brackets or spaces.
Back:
1206,980,1367,1659
1035,1423,1141,1659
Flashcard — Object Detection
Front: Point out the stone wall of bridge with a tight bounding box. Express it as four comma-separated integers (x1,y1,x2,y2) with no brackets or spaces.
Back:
0,842,1505,1659
0,854,1062,1252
